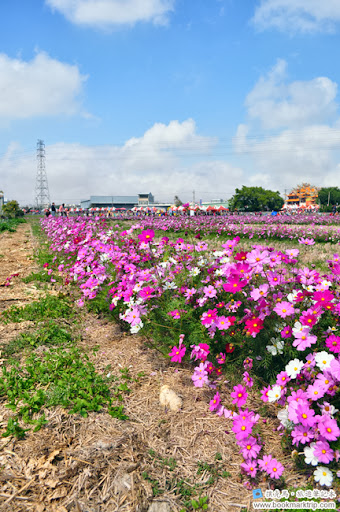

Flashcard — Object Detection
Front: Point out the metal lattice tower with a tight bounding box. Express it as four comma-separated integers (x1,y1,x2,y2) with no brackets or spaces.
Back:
35,140,50,209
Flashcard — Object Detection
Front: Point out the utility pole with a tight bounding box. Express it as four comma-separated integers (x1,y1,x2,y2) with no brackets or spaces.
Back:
35,140,50,210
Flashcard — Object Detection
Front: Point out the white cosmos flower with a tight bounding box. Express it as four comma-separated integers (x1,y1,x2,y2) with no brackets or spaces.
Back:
163,281,177,290
189,267,200,276
292,322,304,336
315,351,335,371
220,256,230,264
285,359,304,379
267,385,282,402
266,340,284,356
131,321,143,334
277,407,291,427
304,443,318,466
213,251,224,258
214,269,224,276
287,290,299,303
313,466,333,486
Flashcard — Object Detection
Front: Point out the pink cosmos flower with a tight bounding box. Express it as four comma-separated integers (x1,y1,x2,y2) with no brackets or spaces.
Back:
216,353,226,364
276,371,290,386
291,425,314,446
243,371,253,388
306,382,327,401
281,326,292,339
203,285,217,299
298,237,315,245
329,358,340,381
267,458,284,479
231,384,248,407
239,436,262,459
260,386,270,402
190,343,210,361
169,344,186,363
318,417,340,441
273,301,295,318
184,287,196,299
296,403,316,427
250,284,269,301
232,418,253,441
293,330,317,351
201,309,218,326
138,229,155,243
325,334,340,354
313,441,334,464
215,316,231,331
258,454,273,471
209,392,221,412
139,286,155,300
223,278,247,293
243,357,253,369
240,460,258,478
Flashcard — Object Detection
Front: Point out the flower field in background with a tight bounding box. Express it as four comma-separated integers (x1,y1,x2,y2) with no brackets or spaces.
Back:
41,216,340,493
136,215,340,244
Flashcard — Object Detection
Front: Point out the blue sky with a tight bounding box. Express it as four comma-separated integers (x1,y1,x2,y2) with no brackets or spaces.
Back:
1,0,340,205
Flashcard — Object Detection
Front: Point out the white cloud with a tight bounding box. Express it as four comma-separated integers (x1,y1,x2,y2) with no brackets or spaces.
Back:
0,52,87,119
253,0,340,33
234,61,340,192
46,0,175,27
245,59,338,130
1,119,242,205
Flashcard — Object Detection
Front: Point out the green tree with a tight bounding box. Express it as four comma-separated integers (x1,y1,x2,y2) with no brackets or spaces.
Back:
318,187,340,212
2,200,24,218
230,186,284,212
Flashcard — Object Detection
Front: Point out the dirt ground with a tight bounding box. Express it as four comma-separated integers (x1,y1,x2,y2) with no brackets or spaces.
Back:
0,223,312,512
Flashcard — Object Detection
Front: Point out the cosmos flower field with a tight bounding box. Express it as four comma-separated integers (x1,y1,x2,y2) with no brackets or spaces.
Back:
42,215,340,492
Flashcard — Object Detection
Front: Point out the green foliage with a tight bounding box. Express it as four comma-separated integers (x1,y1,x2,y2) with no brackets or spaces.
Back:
229,186,284,212
1,321,73,358
318,186,340,211
2,200,24,218
0,346,130,438
1,295,74,323
23,270,61,284
0,217,26,232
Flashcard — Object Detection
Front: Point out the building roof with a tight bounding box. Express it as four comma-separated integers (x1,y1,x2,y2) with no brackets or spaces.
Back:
84,195,138,205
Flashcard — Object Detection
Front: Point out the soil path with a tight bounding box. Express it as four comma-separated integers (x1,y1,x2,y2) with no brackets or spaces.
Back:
0,222,306,512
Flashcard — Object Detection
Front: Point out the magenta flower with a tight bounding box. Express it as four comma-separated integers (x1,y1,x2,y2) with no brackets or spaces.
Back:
281,325,292,339
231,384,248,407
296,403,316,427
232,418,253,441
209,392,221,412
260,386,270,402
240,460,258,477
276,371,290,386
273,301,295,318
169,344,186,363
201,309,218,326
138,229,155,243
325,334,340,354
243,357,253,369
267,458,284,479
243,371,254,388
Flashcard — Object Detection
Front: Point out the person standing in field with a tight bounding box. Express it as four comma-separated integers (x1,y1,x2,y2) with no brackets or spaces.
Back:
51,202,56,217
